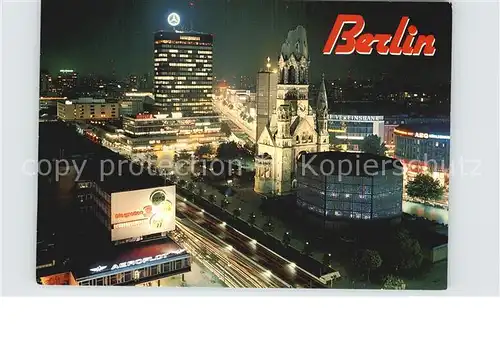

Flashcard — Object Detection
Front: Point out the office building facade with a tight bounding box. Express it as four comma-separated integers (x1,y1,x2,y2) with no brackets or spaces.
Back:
394,123,450,187
328,114,385,151
120,113,223,152
57,98,119,121
56,69,78,96
153,31,214,117
296,152,403,221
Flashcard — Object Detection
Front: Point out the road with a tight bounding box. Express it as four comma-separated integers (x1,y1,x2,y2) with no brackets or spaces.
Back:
174,218,290,288
214,100,256,143
176,196,326,288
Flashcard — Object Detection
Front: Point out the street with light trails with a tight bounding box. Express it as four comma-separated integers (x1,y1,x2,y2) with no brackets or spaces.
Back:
213,99,256,142
176,196,326,288
174,219,290,288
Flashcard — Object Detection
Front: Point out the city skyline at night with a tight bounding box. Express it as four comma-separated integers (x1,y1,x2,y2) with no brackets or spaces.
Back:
40,0,452,85
37,0,452,290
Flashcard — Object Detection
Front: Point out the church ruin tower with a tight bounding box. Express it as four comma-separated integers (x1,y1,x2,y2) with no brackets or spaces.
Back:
276,26,310,118
254,25,329,196
274,105,294,194
316,74,330,152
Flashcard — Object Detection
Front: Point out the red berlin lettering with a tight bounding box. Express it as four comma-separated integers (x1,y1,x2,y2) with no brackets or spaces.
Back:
323,14,436,56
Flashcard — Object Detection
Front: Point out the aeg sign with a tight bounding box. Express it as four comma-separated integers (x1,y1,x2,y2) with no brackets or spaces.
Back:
323,14,436,56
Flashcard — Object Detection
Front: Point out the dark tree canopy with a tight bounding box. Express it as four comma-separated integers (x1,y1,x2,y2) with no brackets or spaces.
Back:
360,134,387,155
216,141,250,160
194,144,213,159
220,122,232,137
406,173,444,201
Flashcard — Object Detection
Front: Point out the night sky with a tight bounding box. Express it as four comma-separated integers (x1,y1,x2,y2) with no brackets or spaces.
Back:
40,0,452,84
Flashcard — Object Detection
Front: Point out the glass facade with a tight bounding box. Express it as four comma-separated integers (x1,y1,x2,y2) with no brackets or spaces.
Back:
120,115,223,151
297,165,402,220
153,31,214,117
329,120,374,137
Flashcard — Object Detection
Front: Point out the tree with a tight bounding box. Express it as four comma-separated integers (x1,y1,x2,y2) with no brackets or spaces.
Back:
360,134,387,155
396,231,424,272
406,173,445,202
353,249,382,283
232,208,241,217
208,194,216,204
217,141,240,160
382,275,406,290
247,116,254,124
221,198,229,209
194,144,213,159
176,150,191,161
220,122,232,137
178,179,187,188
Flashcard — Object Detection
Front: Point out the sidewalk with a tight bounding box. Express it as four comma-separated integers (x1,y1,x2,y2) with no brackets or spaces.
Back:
151,260,225,288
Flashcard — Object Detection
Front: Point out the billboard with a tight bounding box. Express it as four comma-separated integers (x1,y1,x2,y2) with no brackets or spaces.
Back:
111,186,176,241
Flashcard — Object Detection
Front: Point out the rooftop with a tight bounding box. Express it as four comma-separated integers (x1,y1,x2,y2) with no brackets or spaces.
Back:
39,122,169,194
414,231,448,248
395,122,451,135
79,158,168,195
39,122,113,160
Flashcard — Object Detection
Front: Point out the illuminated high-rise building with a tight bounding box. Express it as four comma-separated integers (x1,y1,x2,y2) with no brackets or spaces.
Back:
153,31,214,117
256,57,278,142
128,74,138,90
56,69,78,96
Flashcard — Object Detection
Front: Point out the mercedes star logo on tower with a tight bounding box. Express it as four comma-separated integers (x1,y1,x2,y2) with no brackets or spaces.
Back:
167,12,180,27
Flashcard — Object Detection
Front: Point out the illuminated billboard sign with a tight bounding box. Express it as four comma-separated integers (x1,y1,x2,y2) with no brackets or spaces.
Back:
394,129,450,140
329,114,384,122
394,129,414,137
111,186,176,241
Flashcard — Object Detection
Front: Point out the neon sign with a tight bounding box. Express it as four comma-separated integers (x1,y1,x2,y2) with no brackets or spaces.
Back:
323,15,436,56
330,114,384,122
167,13,180,27
414,132,429,139
394,129,414,137
428,134,450,140
180,36,200,41
110,250,186,271
90,265,107,273
395,129,450,140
